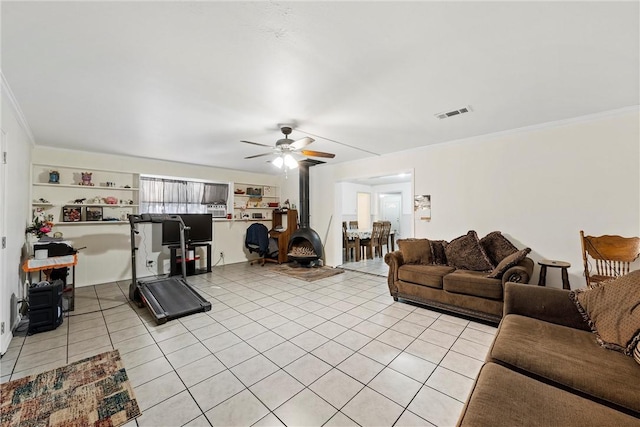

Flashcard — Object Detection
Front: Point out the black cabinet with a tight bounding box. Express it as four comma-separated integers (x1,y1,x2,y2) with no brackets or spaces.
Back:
28,280,64,334
169,243,212,277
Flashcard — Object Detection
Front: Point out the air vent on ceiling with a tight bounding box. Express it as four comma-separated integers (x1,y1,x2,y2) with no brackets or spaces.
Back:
435,105,472,120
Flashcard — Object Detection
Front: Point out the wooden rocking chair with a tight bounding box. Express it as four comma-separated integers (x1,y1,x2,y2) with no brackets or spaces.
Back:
580,230,640,288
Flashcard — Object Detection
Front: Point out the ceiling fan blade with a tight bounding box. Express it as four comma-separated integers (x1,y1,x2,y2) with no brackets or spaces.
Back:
241,140,272,148
244,152,274,159
289,136,314,150
300,149,336,159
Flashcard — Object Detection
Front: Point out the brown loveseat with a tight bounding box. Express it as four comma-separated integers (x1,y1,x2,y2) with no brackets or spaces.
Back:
457,282,640,426
384,231,534,323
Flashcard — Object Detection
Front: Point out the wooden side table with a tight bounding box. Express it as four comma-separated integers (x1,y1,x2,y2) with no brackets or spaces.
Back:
538,259,571,290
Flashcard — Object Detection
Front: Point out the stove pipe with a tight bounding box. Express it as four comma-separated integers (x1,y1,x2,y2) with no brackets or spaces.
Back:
299,161,311,228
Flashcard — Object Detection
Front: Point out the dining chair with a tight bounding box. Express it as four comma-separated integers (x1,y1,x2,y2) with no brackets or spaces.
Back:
349,221,359,230
580,230,640,288
379,221,392,255
362,222,384,259
343,222,359,262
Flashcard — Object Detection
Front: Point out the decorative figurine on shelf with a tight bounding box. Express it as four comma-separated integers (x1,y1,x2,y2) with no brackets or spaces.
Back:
283,199,290,211
80,172,94,186
105,196,118,204
73,198,86,204
48,170,60,184
93,196,102,204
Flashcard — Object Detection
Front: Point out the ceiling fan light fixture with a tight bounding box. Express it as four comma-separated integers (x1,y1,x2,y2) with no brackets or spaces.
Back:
272,156,284,168
284,154,298,169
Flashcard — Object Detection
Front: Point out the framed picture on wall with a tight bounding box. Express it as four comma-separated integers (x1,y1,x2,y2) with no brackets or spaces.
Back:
414,194,431,221
85,206,103,222
62,206,82,222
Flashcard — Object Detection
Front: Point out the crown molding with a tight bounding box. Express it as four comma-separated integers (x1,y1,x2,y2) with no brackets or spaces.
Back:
1,71,36,146
431,105,640,151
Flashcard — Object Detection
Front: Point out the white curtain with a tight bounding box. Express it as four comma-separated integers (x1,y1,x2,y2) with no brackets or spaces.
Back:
140,177,206,214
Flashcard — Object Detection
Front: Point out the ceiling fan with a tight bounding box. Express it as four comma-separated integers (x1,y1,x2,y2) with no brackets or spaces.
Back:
242,126,335,169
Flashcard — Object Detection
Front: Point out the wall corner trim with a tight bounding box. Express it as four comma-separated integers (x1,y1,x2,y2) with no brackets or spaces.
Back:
1,72,36,147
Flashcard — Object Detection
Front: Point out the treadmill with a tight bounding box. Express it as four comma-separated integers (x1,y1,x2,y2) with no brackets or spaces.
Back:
129,214,211,324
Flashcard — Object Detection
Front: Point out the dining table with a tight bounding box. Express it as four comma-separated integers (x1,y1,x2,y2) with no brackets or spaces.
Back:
346,228,396,259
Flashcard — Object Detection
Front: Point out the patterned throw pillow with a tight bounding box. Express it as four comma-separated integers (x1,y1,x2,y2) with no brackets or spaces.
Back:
487,248,531,279
429,240,448,265
397,239,432,265
634,343,640,366
570,270,640,355
444,230,494,272
479,231,518,266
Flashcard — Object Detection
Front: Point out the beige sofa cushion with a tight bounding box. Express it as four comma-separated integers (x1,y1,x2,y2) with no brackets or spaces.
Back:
443,270,503,300
458,362,640,427
397,238,432,265
398,264,455,289
490,314,640,414
571,270,640,355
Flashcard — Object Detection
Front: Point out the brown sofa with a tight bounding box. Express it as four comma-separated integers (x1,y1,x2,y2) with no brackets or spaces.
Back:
457,283,640,426
384,234,534,323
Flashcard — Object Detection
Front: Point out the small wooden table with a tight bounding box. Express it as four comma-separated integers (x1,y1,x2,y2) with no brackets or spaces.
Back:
538,259,571,290
22,254,78,311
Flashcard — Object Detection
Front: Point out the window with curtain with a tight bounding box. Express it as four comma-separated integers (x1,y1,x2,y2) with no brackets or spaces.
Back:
140,176,228,214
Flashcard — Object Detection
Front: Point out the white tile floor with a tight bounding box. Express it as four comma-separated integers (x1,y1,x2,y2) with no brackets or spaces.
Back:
0,261,497,427
340,255,391,277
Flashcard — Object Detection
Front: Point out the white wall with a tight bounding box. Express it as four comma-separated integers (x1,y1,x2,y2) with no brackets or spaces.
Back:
1,86,34,354
31,147,296,286
312,109,640,289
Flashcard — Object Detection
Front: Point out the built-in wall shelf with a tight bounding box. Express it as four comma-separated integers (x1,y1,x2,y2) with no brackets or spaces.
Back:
59,204,139,208
232,182,280,220
31,164,139,226
33,183,139,191
55,221,129,226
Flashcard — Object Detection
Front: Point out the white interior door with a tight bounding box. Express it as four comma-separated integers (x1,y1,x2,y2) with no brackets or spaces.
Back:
0,130,7,352
356,192,371,229
380,193,401,237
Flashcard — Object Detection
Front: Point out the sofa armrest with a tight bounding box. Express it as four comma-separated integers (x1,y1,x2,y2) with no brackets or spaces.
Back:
384,251,404,294
500,257,534,286
503,282,590,331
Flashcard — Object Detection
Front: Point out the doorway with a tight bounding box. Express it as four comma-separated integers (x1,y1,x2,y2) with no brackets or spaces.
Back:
380,193,401,241
336,171,413,271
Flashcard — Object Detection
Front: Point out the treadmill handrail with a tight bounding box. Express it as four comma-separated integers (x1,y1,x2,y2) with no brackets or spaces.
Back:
129,213,190,298
129,213,186,225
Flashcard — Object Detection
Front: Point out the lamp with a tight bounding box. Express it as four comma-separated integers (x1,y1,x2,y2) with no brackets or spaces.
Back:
284,154,298,169
272,156,284,168
272,153,298,170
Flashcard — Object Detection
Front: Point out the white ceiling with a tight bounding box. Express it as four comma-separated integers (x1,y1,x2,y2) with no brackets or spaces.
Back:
2,1,638,174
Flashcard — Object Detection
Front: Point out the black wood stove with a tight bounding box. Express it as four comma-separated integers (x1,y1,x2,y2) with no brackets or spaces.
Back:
288,159,324,265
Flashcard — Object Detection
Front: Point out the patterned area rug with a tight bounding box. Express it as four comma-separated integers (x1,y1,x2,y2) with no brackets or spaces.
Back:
1,350,140,427
271,264,345,282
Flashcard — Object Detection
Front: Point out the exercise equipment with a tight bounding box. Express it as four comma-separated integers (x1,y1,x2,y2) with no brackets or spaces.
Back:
129,214,211,324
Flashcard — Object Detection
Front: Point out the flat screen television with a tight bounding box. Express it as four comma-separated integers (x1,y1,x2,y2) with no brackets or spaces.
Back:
162,214,212,245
